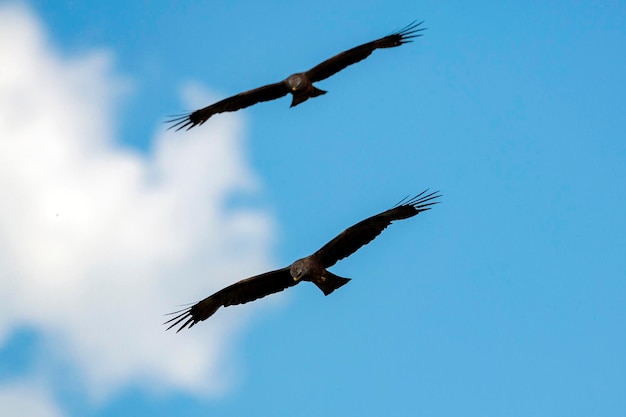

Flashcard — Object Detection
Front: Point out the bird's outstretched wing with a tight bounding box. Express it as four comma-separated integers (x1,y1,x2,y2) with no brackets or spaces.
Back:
165,267,295,332
313,189,440,268
167,81,290,130
306,20,425,83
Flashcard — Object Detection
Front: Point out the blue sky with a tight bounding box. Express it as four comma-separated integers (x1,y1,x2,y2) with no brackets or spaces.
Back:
1,1,625,416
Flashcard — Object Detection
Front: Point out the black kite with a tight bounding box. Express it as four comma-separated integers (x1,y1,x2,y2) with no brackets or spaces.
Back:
165,190,440,332
167,20,424,130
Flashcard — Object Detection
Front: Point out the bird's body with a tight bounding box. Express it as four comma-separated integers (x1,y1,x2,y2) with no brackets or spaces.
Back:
289,256,352,296
167,20,425,130
165,190,440,332
284,73,328,107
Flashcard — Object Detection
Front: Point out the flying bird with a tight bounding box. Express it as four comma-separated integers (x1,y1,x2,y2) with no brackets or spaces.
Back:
165,190,440,332
167,20,425,131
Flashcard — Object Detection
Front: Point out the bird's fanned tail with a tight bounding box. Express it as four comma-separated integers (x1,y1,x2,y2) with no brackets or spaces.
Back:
314,271,351,296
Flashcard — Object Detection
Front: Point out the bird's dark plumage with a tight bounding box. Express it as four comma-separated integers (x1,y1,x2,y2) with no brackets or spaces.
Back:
165,190,440,332
167,20,425,131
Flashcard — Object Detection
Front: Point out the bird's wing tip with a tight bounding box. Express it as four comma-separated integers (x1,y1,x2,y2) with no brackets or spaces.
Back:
163,306,195,332
164,113,195,131
393,19,427,36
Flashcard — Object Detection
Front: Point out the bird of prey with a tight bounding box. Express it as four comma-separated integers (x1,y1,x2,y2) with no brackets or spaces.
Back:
167,20,425,131
165,190,440,332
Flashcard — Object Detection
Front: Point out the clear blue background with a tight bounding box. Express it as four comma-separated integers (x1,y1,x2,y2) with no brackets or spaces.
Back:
5,1,626,416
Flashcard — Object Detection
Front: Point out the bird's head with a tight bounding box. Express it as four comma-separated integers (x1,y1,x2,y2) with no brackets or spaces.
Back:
290,259,306,282
286,73,305,92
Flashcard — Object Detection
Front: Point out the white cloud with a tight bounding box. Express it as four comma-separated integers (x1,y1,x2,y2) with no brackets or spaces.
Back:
0,380,65,417
0,4,277,401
